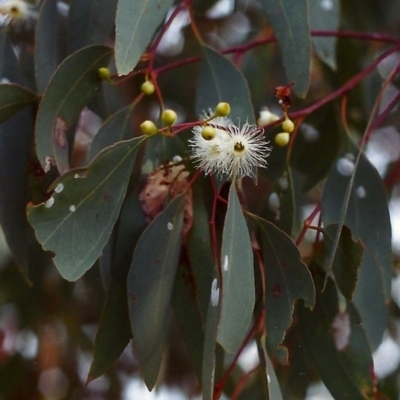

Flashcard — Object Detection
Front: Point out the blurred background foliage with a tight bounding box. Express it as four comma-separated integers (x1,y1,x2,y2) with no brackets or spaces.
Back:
0,0,400,399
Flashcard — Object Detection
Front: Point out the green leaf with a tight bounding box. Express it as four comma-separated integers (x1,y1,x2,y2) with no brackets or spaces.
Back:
202,279,220,400
217,183,255,354
27,137,144,281
88,104,135,163
127,195,184,390
321,146,392,349
68,0,118,53
187,179,215,320
309,0,340,70
257,218,315,361
0,38,41,282
35,0,65,93
324,224,363,301
0,84,38,123
34,45,113,173
259,0,311,97
88,191,148,381
115,0,174,75
298,279,375,400
196,45,255,123
258,338,284,400
172,263,206,384
87,279,132,382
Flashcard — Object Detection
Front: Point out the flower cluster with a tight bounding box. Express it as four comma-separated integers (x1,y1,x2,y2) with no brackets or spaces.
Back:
189,110,272,178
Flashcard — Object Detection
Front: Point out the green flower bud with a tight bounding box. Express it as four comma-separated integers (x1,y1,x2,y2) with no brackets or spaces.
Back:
215,102,231,117
275,132,290,147
141,80,155,95
140,120,158,136
161,109,177,126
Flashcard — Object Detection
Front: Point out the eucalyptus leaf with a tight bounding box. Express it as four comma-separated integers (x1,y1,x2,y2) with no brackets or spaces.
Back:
258,218,315,361
0,83,38,123
309,0,340,70
115,0,174,75
259,0,311,97
127,195,184,390
196,45,254,123
34,45,113,173
27,137,145,281
322,146,392,349
217,183,255,354
298,279,375,400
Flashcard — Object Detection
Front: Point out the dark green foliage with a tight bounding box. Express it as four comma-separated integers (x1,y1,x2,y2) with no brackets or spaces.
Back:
0,0,397,399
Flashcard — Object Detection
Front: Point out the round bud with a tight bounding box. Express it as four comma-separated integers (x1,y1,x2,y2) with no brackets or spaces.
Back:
215,102,231,117
140,120,158,136
275,132,290,147
201,126,216,140
98,67,111,82
282,118,295,133
141,80,155,95
161,109,177,126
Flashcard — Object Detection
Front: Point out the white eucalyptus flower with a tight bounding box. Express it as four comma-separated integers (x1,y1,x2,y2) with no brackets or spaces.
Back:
189,112,272,178
0,0,37,28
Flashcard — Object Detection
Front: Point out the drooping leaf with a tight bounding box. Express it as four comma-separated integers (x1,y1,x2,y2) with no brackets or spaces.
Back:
34,45,113,173
88,191,148,381
68,0,118,53
259,0,310,97
0,38,38,282
259,337,284,400
217,183,255,354
88,104,135,163
298,279,375,400
27,137,145,281
127,195,184,390
324,224,363,301
196,45,255,123
0,84,38,123
115,0,174,75
202,278,220,400
321,146,392,349
172,262,206,384
87,279,132,382
187,179,215,320
35,0,65,93
309,0,340,70
258,218,315,362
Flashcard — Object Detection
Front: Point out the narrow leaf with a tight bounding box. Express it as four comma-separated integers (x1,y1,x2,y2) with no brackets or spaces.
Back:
68,0,118,53
27,137,144,281
87,279,132,382
202,279,220,400
88,191,148,381
115,0,174,75
196,45,254,122
34,45,113,173
322,147,392,349
258,218,315,361
35,0,65,93
259,0,311,97
298,279,375,400
0,84,38,123
127,195,184,390
88,104,135,163
309,0,340,70
324,224,363,301
217,183,255,354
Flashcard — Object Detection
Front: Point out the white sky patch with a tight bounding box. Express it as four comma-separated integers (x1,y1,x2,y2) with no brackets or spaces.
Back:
373,333,400,379
237,341,259,372
365,125,400,176
206,0,234,19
